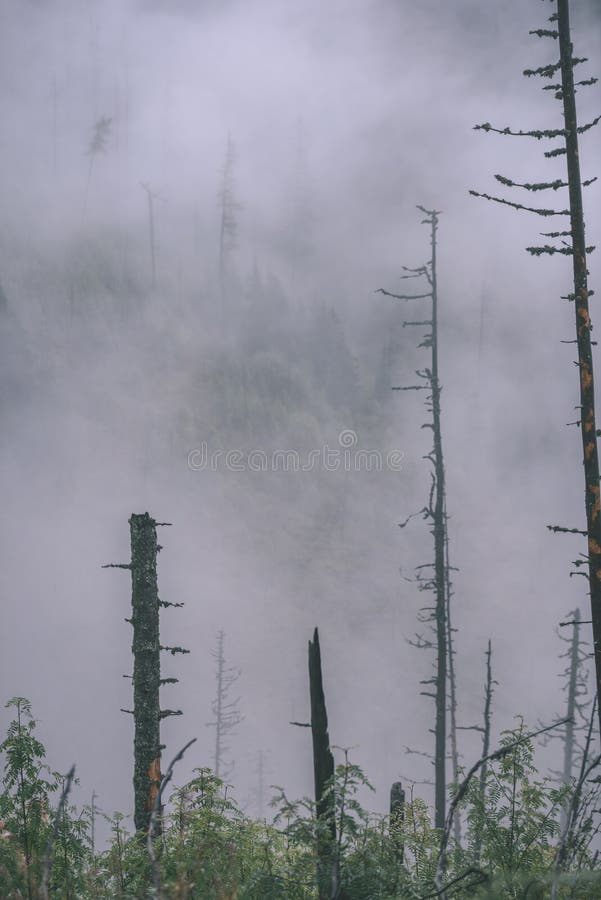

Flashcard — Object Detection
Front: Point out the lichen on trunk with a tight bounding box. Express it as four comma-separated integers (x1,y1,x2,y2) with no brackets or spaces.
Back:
129,512,162,836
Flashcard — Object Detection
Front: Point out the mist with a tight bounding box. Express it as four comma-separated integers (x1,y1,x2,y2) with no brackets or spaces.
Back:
1,0,601,846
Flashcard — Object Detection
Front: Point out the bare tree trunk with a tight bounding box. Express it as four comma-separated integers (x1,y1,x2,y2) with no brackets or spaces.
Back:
474,640,493,865
389,781,405,861
104,514,185,840
379,206,450,831
563,608,580,789
444,502,460,846
557,0,601,741
213,631,224,780
129,513,162,837
308,628,340,900
427,208,447,832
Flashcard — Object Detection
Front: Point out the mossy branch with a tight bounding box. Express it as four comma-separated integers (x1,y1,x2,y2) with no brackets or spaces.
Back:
495,174,567,191
526,244,595,256
160,645,190,655
529,28,559,39
469,189,569,216
523,57,587,78
475,121,565,139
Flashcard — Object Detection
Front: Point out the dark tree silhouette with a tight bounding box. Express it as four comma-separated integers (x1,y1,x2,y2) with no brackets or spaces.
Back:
471,0,600,735
308,628,344,900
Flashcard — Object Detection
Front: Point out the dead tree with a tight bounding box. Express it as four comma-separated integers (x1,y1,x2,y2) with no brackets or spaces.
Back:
379,206,454,831
207,629,243,781
473,641,494,866
541,609,593,828
389,781,405,862
104,513,187,836
444,503,461,846
561,609,589,789
471,0,601,736
308,627,341,900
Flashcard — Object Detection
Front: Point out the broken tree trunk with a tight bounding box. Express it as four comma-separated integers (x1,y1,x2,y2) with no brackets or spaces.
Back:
389,781,405,862
130,512,162,836
104,513,185,839
308,628,340,900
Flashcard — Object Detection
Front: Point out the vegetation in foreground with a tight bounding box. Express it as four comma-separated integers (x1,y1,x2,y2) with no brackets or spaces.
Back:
1,697,601,899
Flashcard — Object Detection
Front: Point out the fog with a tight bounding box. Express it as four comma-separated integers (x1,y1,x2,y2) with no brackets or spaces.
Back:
1,0,600,838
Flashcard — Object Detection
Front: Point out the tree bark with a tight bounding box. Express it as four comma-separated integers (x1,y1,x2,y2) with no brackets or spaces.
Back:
130,512,162,836
427,208,447,831
389,781,405,862
308,628,339,899
557,0,601,741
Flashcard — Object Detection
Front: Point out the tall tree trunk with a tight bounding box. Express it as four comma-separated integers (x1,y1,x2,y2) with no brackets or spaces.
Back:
444,498,460,846
557,0,601,740
308,628,339,900
213,630,224,779
563,608,580,789
474,640,493,865
428,208,447,831
129,512,162,837
380,207,451,831
389,781,405,861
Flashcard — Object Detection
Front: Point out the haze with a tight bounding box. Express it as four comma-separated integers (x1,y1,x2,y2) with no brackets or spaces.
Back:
1,0,600,837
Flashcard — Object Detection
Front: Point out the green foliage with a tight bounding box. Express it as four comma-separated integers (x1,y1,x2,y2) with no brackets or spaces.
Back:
2,701,601,898
0,697,88,898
